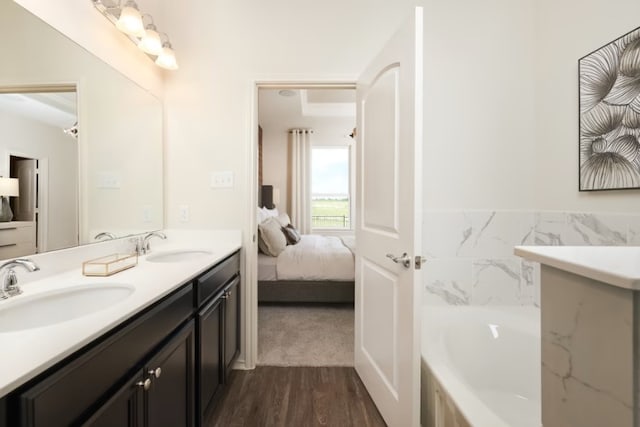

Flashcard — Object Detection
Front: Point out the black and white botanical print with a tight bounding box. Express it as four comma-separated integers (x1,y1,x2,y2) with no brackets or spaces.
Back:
579,27,640,191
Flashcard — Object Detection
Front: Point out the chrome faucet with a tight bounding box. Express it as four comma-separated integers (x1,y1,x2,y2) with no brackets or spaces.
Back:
0,258,40,299
94,232,117,241
140,231,167,255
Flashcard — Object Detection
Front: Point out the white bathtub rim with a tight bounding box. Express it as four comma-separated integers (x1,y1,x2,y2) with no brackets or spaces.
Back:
422,306,541,427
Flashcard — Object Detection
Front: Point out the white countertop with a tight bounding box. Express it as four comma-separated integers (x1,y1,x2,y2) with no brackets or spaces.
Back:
515,246,640,290
0,231,241,398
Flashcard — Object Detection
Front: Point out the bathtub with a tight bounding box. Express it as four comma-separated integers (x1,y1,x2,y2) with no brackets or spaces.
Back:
421,306,541,427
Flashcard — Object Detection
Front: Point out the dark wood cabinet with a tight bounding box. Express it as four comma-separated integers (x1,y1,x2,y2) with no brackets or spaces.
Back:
223,276,240,378
146,321,195,427
84,321,195,427
195,252,241,425
197,297,223,423
1,250,240,427
83,372,144,427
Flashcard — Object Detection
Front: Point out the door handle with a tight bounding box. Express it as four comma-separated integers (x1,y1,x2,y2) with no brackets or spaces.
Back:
386,253,411,268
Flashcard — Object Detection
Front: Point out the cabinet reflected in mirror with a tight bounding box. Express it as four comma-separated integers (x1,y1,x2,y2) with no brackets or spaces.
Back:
0,1,163,259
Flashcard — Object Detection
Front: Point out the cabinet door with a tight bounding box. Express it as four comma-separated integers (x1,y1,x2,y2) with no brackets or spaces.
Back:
197,295,223,422
146,321,195,427
82,373,144,427
223,276,241,377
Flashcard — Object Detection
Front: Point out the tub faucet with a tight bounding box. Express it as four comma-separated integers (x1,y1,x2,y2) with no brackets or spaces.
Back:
0,258,40,299
94,232,117,241
140,231,167,255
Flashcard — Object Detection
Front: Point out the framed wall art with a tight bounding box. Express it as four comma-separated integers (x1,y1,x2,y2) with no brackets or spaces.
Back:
579,26,640,191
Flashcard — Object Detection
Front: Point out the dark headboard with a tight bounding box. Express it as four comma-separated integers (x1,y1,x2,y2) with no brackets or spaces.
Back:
260,185,274,209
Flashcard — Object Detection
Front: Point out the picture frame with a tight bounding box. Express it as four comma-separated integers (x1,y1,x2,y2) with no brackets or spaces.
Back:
579,26,640,191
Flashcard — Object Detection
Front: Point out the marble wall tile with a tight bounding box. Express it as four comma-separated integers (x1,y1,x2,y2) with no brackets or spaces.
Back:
423,211,474,258
467,211,535,258
520,260,539,306
534,212,567,245
471,258,521,305
624,214,640,245
424,258,472,306
564,213,627,246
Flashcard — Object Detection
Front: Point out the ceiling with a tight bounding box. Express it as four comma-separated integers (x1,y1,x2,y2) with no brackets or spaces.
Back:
0,92,77,129
258,88,355,138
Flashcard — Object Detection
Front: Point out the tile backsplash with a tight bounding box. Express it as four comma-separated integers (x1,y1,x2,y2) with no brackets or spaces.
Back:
423,210,638,307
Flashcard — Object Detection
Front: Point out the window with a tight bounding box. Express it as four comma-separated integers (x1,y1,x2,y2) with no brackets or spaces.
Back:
311,146,351,229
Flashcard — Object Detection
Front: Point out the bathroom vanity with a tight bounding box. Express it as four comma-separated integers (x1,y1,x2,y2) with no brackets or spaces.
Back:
0,235,241,427
515,246,640,427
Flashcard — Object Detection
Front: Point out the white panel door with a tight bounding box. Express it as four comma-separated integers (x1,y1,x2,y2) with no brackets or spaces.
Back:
355,7,423,427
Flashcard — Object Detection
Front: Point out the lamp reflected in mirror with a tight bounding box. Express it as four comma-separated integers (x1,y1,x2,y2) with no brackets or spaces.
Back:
0,177,19,222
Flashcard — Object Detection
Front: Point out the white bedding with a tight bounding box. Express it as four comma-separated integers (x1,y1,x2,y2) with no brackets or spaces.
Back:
257,253,277,281
259,234,355,281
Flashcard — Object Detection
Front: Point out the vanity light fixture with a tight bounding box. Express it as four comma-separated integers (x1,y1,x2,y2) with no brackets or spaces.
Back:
138,20,163,55
155,39,179,70
115,0,144,37
92,0,179,70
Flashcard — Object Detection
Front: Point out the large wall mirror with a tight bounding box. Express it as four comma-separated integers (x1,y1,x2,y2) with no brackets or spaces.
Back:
0,1,163,259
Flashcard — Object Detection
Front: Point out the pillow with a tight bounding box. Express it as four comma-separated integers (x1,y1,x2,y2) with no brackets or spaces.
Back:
257,207,269,224
276,212,291,228
258,217,287,256
282,223,302,245
262,207,279,219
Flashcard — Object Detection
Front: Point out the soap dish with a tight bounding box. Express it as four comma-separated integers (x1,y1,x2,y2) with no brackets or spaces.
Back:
83,253,138,277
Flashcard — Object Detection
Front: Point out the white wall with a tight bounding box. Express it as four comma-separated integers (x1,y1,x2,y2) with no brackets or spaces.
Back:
0,110,78,251
422,0,537,210
534,0,640,212
161,0,424,232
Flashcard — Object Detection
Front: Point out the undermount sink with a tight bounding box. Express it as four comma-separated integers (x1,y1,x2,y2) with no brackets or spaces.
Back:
146,250,212,263
0,283,135,333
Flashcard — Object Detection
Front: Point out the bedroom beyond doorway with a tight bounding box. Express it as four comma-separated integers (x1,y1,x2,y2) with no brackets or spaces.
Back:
256,85,356,368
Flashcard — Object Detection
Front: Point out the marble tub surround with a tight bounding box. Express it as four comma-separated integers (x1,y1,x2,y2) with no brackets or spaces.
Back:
515,248,640,427
0,229,241,398
423,210,640,306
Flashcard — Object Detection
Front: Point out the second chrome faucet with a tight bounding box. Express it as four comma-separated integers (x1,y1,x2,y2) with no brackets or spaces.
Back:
137,231,167,256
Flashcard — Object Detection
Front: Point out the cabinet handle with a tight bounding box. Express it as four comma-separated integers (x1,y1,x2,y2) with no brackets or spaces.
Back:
0,243,17,248
137,378,152,391
0,228,17,231
149,367,162,379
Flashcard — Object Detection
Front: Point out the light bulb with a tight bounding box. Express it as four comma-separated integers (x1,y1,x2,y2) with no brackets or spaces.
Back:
155,43,178,70
115,1,144,37
138,24,163,55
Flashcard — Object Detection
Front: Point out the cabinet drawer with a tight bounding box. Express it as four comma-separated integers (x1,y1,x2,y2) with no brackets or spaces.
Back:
0,225,35,245
195,252,239,306
0,242,35,260
17,284,194,427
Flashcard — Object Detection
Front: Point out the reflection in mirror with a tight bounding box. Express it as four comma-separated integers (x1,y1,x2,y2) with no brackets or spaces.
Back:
0,87,79,256
0,1,163,260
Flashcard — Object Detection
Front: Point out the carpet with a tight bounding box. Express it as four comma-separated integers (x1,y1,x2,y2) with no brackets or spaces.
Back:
258,304,354,367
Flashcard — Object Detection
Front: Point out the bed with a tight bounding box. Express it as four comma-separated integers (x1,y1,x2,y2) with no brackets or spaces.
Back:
258,234,355,303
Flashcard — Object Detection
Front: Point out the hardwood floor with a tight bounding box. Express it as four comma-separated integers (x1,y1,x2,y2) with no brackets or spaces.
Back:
206,367,387,427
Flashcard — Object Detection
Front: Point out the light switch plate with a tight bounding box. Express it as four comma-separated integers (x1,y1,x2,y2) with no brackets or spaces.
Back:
96,172,121,189
210,171,234,188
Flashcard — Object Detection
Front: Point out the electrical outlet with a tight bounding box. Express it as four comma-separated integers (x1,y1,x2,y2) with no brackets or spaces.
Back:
142,205,152,223
179,205,190,222
210,171,234,188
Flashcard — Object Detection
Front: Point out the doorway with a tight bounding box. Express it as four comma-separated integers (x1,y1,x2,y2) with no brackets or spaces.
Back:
255,85,357,367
